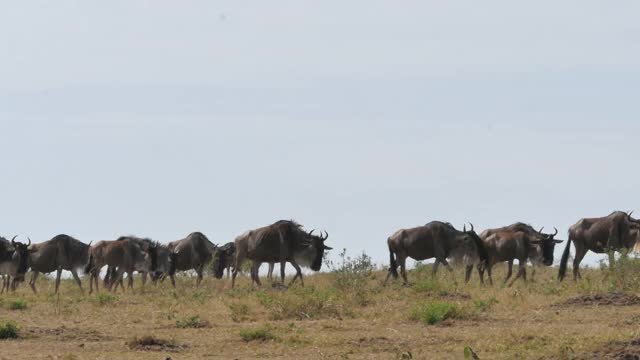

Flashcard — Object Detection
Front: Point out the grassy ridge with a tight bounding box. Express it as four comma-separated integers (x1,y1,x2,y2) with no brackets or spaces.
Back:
0,252,639,359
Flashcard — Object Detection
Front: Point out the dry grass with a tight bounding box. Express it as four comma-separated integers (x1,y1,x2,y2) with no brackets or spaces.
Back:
1,257,640,359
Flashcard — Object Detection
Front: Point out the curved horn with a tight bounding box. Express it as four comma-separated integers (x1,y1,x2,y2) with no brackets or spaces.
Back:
27,237,31,246
463,225,467,232
11,235,17,246
468,223,474,232
629,211,635,219
552,227,558,237
539,227,544,234
322,231,329,240
308,229,315,237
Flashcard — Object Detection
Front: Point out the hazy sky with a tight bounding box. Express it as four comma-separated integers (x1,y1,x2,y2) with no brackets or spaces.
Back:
1,1,640,271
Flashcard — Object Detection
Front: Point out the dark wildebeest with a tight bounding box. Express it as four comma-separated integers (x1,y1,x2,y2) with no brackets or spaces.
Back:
478,224,562,286
559,211,640,281
232,220,332,288
384,221,488,286
104,242,174,290
0,236,31,292
167,232,217,287
84,236,158,293
212,242,236,279
28,234,91,294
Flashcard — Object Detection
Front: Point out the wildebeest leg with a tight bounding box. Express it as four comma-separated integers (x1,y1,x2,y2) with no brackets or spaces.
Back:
508,262,526,287
487,264,494,286
110,268,126,293
251,262,262,287
196,264,204,287
267,263,274,281
30,271,40,294
465,265,473,283
503,261,514,285
399,255,409,285
70,269,84,294
431,260,440,277
141,272,148,287
573,245,587,280
55,267,63,294
289,261,304,287
477,264,485,285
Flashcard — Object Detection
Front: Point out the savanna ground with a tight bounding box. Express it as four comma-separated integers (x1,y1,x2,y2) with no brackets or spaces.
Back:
2,251,640,360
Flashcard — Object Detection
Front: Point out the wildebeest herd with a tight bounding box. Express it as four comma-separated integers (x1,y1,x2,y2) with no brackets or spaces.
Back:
0,211,639,295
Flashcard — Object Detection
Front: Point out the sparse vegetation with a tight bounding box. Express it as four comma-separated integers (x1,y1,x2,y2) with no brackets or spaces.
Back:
93,293,117,305
0,321,18,339
239,325,277,342
0,260,639,358
6,299,28,310
409,301,463,325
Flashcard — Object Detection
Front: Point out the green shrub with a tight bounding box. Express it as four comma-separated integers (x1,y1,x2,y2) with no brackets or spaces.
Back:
410,301,462,325
0,321,18,339
175,315,209,329
239,325,277,342
6,299,27,310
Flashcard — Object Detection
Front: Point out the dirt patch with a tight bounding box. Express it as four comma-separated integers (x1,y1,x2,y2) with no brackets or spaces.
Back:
559,293,640,307
26,326,114,342
127,335,187,352
574,339,640,359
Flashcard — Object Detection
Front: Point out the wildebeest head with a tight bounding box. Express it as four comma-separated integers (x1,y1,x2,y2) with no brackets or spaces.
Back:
530,227,563,266
297,230,332,272
462,223,489,268
11,236,31,280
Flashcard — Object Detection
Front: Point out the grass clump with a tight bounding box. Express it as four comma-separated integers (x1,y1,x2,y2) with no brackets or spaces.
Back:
239,325,277,342
473,297,498,313
228,302,250,322
410,301,463,325
94,293,118,305
6,299,27,310
127,335,182,351
0,321,19,339
175,315,209,329
325,249,375,306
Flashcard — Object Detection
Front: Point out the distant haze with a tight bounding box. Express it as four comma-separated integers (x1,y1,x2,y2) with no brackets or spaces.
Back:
1,1,639,272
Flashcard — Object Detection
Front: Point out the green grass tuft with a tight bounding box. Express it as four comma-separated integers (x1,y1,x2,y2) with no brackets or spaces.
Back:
0,321,19,339
410,301,462,325
239,325,277,342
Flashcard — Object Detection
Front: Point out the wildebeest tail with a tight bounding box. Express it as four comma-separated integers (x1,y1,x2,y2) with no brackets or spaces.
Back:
558,232,572,281
84,253,94,274
388,240,398,279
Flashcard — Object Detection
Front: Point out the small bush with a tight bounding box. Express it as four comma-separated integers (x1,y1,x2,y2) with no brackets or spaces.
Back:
228,302,250,322
175,315,209,329
239,325,277,342
0,321,18,339
410,301,462,325
6,299,27,311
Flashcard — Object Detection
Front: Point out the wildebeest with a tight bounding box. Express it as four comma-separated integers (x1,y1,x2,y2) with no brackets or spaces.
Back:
167,232,217,287
232,220,332,288
559,211,640,281
104,242,174,291
212,242,236,279
478,224,562,286
384,221,488,285
27,234,91,294
0,236,31,292
84,236,158,293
